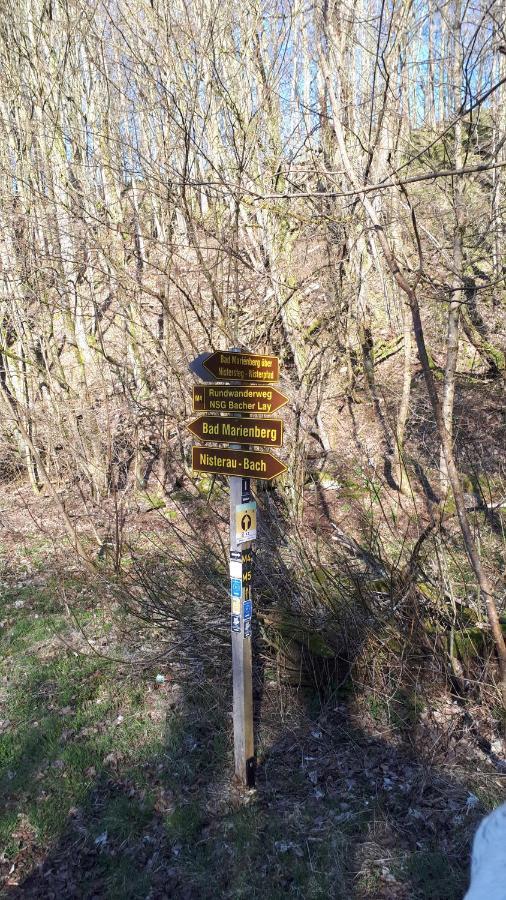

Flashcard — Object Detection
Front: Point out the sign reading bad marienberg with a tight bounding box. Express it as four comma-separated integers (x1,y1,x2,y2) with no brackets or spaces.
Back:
188,415,283,447
192,446,287,481
203,351,279,383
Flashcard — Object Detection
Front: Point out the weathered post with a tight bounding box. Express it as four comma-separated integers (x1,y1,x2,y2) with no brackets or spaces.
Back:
229,472,255,785
188,350,287,786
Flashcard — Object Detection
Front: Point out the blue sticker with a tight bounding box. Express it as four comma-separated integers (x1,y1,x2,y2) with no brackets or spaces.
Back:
231,614,241,633
244,619,252,638
231,578,242,598
243,600,252,619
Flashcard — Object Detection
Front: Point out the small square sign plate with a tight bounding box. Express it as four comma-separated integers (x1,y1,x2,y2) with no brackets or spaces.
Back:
236,502,257,544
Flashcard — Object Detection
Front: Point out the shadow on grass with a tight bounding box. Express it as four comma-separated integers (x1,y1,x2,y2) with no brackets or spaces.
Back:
6,669,485,900
3,493,499,898
2,548,491,900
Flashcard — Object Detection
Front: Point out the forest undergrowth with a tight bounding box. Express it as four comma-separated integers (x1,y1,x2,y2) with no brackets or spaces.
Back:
0,369,505,900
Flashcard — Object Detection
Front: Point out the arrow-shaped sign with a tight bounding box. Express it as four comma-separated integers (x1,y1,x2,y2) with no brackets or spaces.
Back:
187,415,283,448
202,350,279,383
193,385,288,414
192,446,287,481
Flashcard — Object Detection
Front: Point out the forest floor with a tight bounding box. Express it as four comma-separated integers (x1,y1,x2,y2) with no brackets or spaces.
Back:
0,484,505,900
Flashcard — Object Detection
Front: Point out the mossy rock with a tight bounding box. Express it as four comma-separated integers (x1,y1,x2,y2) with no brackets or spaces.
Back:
367,577,392,594
260,609,335,657
371,334,404,365
309,471,341,490
453,627,488,661
170,489,195,502
142,492,166,510
417,582,440,603
303,630,336,659
194,475,226,498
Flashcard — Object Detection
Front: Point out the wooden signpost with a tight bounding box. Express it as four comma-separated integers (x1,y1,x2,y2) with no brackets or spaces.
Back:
187,415,283,448
202,350,279,383
188,349,287,787
192,384,288,414
192,446,287,480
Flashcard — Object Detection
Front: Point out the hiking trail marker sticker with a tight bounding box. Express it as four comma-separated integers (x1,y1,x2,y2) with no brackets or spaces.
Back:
188,349,287,789
236,501,257,544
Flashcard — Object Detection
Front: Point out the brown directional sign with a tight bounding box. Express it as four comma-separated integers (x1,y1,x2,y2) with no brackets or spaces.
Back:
192,385,288,414
192,446,287,481
203,351,279,383
187,415,283,448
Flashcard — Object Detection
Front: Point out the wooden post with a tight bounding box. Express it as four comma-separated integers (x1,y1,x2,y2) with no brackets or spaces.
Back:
188,349,285,787
229,471,256,787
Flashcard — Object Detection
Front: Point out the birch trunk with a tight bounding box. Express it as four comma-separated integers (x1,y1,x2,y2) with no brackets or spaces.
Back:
440,3,463,495
319,34,506,707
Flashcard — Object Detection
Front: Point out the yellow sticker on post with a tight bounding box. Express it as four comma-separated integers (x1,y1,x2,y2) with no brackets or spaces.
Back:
236,501,257,544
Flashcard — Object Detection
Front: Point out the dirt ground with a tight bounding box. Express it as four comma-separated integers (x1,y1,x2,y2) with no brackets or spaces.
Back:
0,484,505,899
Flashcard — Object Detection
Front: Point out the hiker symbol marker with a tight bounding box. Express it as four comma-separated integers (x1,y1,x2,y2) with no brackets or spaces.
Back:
236,502,257,544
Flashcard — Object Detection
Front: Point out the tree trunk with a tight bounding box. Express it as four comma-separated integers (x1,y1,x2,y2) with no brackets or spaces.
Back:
440,2,464,495
319,43,506,706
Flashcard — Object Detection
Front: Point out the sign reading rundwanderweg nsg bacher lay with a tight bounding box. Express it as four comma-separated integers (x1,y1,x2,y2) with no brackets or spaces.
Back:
203,351,279,383
193,385,288,414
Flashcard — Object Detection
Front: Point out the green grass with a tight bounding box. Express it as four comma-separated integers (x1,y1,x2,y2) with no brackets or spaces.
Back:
0,549,497,900
100,793,156,841
161,797,351,899
404,849,465,900
165,799,205,842
0,574,165,861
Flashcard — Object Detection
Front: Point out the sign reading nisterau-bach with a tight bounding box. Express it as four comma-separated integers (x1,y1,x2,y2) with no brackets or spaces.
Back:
192,446,287,481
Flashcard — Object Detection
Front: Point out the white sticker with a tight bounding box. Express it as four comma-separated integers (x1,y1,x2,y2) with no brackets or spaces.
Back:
229,561,242,579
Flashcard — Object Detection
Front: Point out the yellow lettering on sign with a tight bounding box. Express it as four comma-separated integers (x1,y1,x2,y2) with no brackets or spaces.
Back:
243,458,267,473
